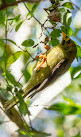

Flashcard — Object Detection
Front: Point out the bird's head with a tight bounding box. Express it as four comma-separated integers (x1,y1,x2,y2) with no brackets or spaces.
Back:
61,32,77,62
61,32,76,51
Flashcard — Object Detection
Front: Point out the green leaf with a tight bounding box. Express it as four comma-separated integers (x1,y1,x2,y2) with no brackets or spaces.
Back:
1,39,16,45
63,10,72,27
21,39,34,47
70,66,81,79
0,11,5,25
18,126,51,137
8,14,21,22
61,26,73,36
22,69,31,82
76,45,81,58
15,21,23,32
0,87,12,100
67,27,73,36
62,2,74,9
59,8,72,27
50,38,59,46
46,102,81,115
6,70,22,87
5,0,16,4
7,51,23,67
50,29,61,38
27,2,39,18
63,77,81,93
17,92,30,116
0,38,5,46
6,39,16,45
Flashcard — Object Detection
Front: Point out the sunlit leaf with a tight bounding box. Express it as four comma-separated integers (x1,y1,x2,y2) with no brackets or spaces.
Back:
76,45,81,58
61,26,73,36
59,8,72,27
27,2,39,18
5,39,16,45
21,39,34,47
7,51,23,67
62,2,74,9
8,14,21,22
18,126,51,137
46,102,81,115
70,66,81,79
15,21,23,32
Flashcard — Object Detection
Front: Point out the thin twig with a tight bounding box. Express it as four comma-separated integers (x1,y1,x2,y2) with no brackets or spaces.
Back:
0,0,42,11
23,2,42,26
17,59,34,83
16,44,34,59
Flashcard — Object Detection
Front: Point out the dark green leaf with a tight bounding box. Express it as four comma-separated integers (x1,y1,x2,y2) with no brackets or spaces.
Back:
6,70,22,87
21,39,34,47
61,25,67,33
17,92,30,116
8,14,21,22
22,69,31,82
46,102,81,115
61,26,73,36
5,0,15,4
15,21,23,32
62,2,74,9
18,126,51,137
67,27,73,36
7,51,23,67
0,87,12,100
6,70,17,85
59,8,72,27
63,10,72,27
5,39,16,45
0,10,5,25
50,38,59,46
50,29,61,38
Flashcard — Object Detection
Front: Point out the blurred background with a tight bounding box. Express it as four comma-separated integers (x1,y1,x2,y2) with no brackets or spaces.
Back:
0,0,81,137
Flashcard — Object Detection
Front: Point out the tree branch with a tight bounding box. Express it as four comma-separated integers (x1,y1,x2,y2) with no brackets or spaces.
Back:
0,95,26,130
0,0,43,11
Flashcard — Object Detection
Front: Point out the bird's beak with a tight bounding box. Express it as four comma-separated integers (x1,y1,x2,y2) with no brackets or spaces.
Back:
62,32,67,40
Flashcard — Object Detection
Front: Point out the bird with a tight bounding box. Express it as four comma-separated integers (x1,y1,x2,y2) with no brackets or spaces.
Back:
4,32,77,110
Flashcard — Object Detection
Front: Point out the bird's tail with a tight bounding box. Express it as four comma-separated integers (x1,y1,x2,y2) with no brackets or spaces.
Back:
4,82,35,110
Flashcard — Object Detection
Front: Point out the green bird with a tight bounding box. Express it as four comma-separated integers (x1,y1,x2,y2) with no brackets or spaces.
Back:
4,32,77,110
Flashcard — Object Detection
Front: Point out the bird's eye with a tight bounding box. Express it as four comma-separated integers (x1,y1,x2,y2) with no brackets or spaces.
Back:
62,40,65,45
66,40,70,44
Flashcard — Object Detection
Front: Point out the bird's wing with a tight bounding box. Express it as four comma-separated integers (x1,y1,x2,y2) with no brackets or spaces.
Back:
28,58,70,98
4,59,70,110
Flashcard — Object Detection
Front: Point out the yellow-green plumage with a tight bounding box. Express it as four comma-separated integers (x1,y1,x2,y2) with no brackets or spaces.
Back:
4,34,77,110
